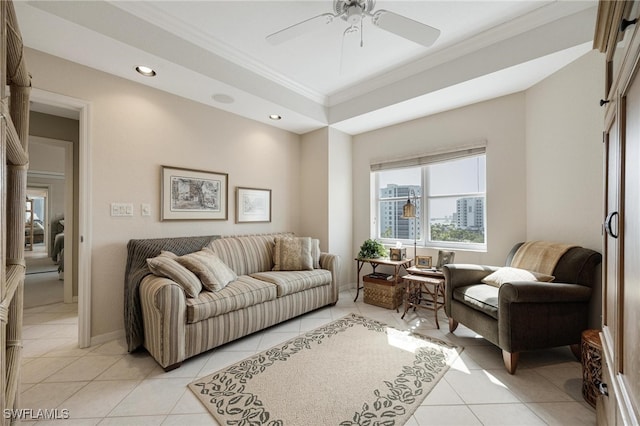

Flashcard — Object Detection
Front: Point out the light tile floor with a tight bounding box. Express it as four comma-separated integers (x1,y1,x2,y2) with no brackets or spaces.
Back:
19,289,596,425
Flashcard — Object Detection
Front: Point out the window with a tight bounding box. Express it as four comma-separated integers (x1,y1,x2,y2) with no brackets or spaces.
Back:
371,148,486,251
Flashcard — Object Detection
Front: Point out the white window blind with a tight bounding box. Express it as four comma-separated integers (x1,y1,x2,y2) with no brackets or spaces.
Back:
370,146,486,172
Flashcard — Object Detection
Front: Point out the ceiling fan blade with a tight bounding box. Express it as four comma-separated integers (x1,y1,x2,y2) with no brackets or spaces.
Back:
266,13,336,45
372,10,440,47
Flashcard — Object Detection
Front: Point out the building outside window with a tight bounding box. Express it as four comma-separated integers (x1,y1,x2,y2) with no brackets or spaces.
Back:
372,148,486,251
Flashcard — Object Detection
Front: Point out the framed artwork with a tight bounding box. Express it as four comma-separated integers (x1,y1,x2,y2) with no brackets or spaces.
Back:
161,166,228,221
236,187,271,223
415,255,433,269
436,250,456,269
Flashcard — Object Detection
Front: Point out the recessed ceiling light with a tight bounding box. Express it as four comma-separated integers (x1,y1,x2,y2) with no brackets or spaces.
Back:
269,114,282,120
212,93,235,104
135,65,156,77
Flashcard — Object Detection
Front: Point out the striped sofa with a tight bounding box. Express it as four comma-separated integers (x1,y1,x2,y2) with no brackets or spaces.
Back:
124,233,340,370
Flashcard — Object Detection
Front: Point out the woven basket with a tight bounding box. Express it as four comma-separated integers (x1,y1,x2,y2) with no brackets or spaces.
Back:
363,280,404,309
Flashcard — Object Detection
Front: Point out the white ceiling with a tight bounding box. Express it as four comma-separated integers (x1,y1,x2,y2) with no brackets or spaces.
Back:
15,0,597,135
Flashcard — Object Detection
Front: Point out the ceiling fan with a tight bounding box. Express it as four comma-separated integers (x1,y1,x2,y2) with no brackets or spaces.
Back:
266,0,441,48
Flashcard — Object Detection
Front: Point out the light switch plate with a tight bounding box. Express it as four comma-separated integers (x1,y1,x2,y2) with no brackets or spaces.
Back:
141,203,151,216
111,202,134,217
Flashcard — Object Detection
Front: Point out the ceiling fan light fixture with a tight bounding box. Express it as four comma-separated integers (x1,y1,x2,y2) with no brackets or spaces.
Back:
346,4,363,25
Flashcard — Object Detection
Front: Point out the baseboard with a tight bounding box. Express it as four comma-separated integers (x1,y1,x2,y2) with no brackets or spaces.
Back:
90,329,125,347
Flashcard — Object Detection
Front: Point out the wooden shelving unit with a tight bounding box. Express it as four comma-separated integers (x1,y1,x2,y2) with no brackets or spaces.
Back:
1,1,32,422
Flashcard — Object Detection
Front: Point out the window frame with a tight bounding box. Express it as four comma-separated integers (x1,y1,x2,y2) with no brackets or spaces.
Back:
371,150,487,252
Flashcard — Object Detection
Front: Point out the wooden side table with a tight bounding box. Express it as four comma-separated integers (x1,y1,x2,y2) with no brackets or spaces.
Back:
354,257,412,302
401,271,445,328
581,329,602,408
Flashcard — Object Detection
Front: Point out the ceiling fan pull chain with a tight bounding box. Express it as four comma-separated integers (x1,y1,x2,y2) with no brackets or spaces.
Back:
360,18,364,47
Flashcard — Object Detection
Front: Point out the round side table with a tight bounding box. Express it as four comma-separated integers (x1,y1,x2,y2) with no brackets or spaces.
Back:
581,329,602,408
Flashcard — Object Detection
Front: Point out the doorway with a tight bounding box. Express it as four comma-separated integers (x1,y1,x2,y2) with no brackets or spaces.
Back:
25,137,73,308
25,186,63,307
29,88,91,348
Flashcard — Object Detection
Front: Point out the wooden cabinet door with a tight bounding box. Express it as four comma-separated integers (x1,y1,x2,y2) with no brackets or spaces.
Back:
620,69,640,423
603,108,620,366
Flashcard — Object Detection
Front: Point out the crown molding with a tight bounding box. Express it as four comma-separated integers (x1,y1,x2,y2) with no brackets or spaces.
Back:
328,1,596,106
110,1,328,106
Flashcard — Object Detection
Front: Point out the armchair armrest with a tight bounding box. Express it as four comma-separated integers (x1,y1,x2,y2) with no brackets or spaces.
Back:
443,264,499,314
498,281,592,353
499,281,592,303
443,264,499,289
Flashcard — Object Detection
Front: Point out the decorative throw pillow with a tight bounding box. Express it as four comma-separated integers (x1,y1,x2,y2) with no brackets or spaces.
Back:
481,266,555,288
146,251,202,298
176,249,237,292
273,236,314,271
311,238,321,269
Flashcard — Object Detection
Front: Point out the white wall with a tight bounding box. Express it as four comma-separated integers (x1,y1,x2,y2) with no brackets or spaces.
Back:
352,93,528,278
525,49,605,328
525,50,604,250
26,48,304,339
327,128,353,287
300,127,353,288
300,128,329,248
28,139,66,222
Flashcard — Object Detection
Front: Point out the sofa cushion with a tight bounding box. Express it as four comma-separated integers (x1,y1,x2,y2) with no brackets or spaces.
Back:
206,234,297,275
177,249,237,292
311,238,321,269
481,267,554,288
146,251,202,298
453,284,499,319
250,269,331,297
273,236,313,271
239,235,277,274
185,275,278,323
206,237,248,275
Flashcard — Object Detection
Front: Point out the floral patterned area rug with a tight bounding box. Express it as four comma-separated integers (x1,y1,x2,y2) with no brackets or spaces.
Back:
189,313,462,425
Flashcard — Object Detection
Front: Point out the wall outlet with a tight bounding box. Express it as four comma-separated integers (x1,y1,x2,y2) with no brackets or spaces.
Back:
111,203,134,217
141,203,151,217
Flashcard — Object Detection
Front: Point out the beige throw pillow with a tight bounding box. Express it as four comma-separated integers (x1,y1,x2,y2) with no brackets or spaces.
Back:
311,238,321,269
273,236,314,271
147,251,202,298
481,266,555,288
177,249,237,292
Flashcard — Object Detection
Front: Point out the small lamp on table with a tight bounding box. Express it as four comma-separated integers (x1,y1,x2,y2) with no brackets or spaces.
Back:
401,189,417,263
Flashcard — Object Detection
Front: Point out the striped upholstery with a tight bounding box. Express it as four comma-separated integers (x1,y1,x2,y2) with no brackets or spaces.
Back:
176,249,237,292
238,234,277,274
130,233,341,369
320,252,341,302
124,235,219,352
185,284,334,358
206,237,248,276
139,275,186,368
186,276,277,323
250,270,331,297
146,252,202,298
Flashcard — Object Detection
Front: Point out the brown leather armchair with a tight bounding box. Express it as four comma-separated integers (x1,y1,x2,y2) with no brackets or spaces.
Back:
443,242,601,374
